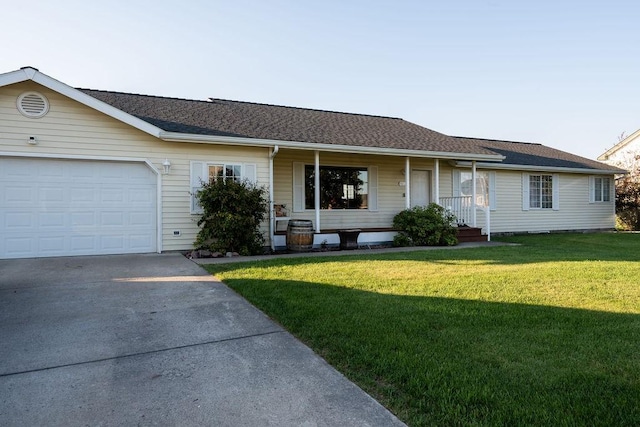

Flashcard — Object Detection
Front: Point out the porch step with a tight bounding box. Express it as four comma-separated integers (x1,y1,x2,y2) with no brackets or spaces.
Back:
457,227,488,243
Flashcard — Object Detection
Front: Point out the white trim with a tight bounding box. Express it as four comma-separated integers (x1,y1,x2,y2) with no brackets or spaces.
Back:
598,128,640,161
314,151,320,233
471,161,477,227
0,151,162,253
405,157,411,209
523,172,558,211
434,159,440,205
522,173,530,211
269,146,278,251
0,67,162,137
160,131,505,162
590,176,613,203
453,160,623,175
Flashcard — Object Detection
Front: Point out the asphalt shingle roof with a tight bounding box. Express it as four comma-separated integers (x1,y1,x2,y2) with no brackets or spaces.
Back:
78,89,619,172
455,137,622,172
79,89,496,156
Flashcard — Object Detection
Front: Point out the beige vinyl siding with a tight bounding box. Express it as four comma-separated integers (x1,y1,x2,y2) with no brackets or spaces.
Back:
489,170,615,233
1,81,269,251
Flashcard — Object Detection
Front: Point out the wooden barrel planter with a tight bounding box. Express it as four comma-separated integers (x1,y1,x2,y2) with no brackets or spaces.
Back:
286,220,314,252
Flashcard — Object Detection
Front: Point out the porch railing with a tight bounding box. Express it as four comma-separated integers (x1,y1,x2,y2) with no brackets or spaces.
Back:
439,196,490,241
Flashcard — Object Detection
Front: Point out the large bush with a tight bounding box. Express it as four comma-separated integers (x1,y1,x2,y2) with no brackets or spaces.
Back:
195,178,269,255
393,204,458,246
616,175,640,230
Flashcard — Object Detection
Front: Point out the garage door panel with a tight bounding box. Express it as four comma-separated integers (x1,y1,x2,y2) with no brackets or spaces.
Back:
70,188,96,203
70,235,97,252
0,158,157,259
4,186,33,204
5,212,34,228
40,236,67,254
70,212,97,227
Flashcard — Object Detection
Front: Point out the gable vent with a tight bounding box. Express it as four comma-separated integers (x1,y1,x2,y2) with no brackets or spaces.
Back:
17,92,49,118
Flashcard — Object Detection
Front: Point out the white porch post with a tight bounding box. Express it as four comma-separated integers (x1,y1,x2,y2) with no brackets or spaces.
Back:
314,150,321,233
471,160,477,227
434,158,440,205
405,157,411,209
268,145,279,251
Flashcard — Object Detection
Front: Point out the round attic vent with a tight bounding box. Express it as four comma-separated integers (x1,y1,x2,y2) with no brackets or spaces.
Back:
17,91,49,118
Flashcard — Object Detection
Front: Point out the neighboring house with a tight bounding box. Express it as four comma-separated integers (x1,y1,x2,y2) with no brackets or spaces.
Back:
0,67,624,259
598,129,640,172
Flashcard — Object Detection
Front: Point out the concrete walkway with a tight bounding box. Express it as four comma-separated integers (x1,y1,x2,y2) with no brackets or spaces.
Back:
0,253,404,426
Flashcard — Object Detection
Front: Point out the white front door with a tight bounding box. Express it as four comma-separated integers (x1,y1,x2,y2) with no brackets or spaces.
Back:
410,170,430,207
0,158,157,259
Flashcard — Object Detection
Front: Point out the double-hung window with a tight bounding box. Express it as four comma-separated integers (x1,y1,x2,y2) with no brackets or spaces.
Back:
190,161,256,213
590,176,612,203
522,173,559,210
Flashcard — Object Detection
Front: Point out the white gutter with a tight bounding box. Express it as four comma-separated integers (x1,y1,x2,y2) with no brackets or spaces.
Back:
453,161,625,175
159,131,505,162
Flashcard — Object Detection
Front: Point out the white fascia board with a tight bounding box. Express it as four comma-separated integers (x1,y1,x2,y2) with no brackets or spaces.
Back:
453,160,626,175
597,128,640,160
1,67,162,138
160,131,505,162
0,68,34,86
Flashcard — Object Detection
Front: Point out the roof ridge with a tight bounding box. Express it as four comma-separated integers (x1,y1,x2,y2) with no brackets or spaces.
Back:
454,136,543,146
78,88,403,121
206,97,404,120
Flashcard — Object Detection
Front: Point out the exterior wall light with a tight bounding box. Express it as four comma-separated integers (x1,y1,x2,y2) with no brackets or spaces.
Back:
162,159,171,174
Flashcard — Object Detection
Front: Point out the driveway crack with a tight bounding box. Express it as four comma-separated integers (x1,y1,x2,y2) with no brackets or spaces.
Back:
0,329,285,378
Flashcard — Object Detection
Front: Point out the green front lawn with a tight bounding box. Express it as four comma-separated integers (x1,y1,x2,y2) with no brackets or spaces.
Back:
204,233,640,426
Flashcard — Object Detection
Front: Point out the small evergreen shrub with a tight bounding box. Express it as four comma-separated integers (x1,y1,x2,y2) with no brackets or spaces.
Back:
392,204,458,246
195,178,269,255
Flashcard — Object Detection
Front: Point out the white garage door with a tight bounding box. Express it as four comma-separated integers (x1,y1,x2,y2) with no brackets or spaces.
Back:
0,158,157,259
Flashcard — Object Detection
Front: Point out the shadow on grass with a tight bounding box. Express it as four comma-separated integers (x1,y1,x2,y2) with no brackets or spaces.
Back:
220,276,640,426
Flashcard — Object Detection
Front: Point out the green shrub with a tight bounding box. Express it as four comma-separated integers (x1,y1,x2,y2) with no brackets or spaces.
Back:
616,175,640,230
392,204,458,246
195,178,269,255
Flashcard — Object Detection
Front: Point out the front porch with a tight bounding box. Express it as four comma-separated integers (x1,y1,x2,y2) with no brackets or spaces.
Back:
269,148,491,250
272,222,487,251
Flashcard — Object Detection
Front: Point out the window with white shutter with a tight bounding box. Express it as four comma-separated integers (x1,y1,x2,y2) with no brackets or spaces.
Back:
190,161,258,214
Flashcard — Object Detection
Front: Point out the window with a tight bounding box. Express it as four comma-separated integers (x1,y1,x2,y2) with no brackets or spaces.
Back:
591,176,612,203
190,161,256,213
208,164,242,182
453,170,496,210
529,175,553,209
292,163,378,212
305,165,368,209
522,173,559,211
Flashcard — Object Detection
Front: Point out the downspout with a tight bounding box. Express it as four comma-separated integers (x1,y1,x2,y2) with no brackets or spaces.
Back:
405,157,411,209
269,145,279,251
314,150,321,233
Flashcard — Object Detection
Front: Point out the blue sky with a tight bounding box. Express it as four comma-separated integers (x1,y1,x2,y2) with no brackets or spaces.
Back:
3,0,638,159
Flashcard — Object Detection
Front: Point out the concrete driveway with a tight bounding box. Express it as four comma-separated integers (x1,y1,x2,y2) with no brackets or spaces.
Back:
0,253,404,426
